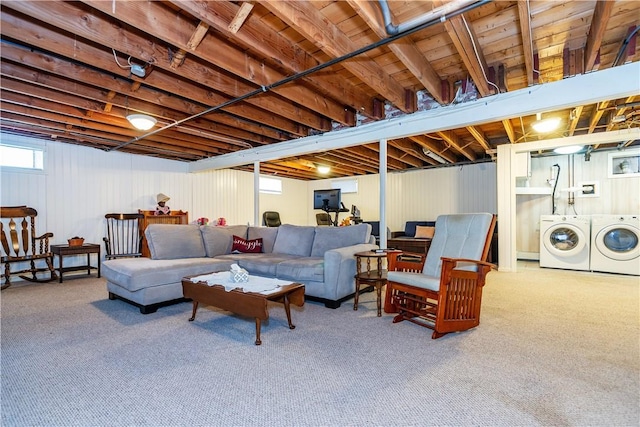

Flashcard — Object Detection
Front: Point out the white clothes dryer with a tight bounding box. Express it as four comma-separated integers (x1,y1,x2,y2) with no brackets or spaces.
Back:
590,215,640,276
539,215,591,271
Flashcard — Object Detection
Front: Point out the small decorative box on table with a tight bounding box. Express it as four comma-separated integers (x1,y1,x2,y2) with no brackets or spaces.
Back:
51,243,101,283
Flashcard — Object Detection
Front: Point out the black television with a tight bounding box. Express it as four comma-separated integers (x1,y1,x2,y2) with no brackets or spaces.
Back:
313,188,341,211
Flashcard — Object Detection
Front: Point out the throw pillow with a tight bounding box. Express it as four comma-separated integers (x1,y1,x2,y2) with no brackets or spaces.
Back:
414,225,435,239
232,235,263,253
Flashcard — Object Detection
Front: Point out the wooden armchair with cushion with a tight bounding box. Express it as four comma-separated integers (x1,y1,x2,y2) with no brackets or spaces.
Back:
1,206,57,290
384,213,496,339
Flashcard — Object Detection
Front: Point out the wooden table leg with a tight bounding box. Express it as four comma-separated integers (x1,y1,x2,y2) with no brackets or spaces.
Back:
188,301,199,321
255,318,262,345
283,294,296,330
353,280,360,311
376,283,383,317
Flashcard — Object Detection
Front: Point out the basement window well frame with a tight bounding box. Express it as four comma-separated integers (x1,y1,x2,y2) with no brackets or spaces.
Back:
331,178,358,194
0,142,45,172
259,176,282,194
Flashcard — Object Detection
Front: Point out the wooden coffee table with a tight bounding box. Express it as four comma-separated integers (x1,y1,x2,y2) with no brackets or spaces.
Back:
182,276,304,345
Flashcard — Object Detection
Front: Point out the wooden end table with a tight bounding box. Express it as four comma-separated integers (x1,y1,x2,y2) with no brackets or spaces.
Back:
51,243,101,283
182,277,304,345
353,250,400,317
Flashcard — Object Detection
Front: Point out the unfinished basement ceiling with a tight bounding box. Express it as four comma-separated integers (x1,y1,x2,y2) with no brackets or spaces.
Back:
1,1,639,180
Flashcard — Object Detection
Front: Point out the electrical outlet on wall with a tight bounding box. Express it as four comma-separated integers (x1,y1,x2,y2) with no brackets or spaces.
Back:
576,181,599,198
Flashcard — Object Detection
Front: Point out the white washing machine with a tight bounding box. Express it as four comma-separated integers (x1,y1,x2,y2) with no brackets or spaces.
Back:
590,215,640,276
539,215,591,271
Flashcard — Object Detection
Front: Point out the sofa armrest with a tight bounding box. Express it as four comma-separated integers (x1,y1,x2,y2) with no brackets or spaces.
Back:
322,243,378,301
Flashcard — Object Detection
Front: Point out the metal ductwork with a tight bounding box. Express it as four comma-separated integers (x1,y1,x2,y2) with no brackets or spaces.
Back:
377,0,481,35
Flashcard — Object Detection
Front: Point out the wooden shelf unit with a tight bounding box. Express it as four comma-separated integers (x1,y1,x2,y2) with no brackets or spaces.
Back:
138,210,189,257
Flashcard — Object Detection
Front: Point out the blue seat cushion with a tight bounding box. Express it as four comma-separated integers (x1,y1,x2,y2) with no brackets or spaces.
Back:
276,257,324,282
387,271,440,292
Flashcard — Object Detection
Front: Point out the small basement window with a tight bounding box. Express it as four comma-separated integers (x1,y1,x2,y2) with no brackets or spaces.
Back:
259,176,282,194
0,143,44,170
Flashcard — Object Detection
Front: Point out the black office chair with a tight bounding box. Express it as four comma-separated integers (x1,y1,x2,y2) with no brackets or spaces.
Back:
262,211,281,227
316,213,332,225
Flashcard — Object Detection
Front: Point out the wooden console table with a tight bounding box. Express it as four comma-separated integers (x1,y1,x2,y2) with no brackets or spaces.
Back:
51,243,100,283
387,238,432,255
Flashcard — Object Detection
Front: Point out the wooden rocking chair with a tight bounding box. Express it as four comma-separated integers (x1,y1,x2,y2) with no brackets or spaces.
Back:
384,213,496,339
1,206,58,290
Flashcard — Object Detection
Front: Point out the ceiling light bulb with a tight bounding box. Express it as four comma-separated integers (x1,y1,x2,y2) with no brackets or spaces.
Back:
317,165,330,174
126,114,157,131
532,116,561,133
553,145,584,155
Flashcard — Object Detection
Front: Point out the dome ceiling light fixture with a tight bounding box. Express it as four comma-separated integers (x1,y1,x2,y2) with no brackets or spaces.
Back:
126,114,157,131
553,145,585,155
532,112,561,133
316,165,331,174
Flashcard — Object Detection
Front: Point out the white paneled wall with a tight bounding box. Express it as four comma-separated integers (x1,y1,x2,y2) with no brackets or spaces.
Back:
309,163,497,231
259,176,308,226
2,136,498,267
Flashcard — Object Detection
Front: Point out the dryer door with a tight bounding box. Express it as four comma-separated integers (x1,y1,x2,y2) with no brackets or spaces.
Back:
542,224,588,257
594,225,640,261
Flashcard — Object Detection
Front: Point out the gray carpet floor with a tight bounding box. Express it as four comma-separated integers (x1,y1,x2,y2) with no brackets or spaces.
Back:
1,262,639,426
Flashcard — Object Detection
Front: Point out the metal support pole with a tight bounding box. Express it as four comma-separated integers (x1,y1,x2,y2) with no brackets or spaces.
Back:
379,139,387,249
254,161,260,226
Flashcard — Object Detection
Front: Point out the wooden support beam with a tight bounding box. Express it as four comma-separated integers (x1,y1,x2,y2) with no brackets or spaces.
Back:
517,0,535,87
170,49,187,69
103,90,116,112
187,21,210,50
262,0,411,113
502,119,516,143
440,10,492,96
436,131,476,161
584,0,614,72
563,47,585,78
227,3,253,34
465,126,491,152
66,0,339,128
170,0,374,119
589,100,609,134
347,0,449,105
568,105,583,136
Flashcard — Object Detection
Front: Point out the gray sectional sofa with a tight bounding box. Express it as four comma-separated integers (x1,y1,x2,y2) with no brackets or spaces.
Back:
102,223,376,313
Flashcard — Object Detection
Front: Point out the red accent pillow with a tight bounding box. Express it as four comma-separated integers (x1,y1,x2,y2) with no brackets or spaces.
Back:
232,235,263,253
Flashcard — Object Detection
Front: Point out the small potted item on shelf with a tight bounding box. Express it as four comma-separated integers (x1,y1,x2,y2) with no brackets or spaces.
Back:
68,236,84,247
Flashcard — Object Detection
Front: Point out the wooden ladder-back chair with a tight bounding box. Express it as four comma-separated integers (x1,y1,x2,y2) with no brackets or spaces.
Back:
104,213,144,260
384,213,497,339
1,206,57,290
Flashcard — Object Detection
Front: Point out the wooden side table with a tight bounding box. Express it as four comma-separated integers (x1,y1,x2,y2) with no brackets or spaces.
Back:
353,250,400,317
51,243,101,283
